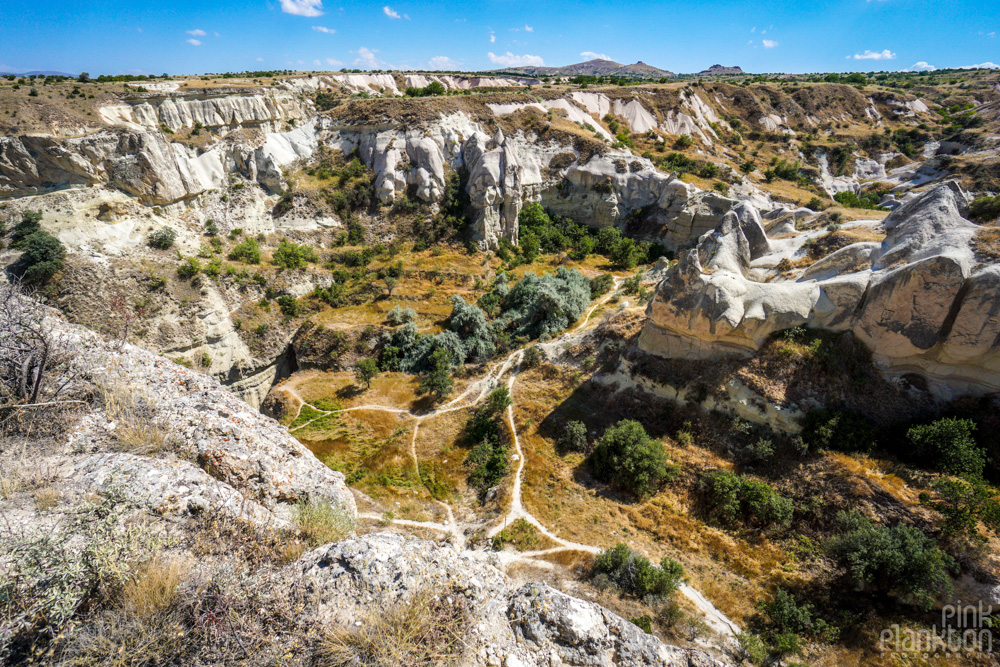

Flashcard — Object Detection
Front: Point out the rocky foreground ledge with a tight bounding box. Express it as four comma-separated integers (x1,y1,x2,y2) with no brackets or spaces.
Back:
1,304,727,665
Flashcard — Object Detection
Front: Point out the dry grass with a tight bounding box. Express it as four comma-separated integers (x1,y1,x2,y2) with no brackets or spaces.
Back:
120,558,188,617
317,588,470,667
98,378,169,454
295,498,357,548
972,226,1000,263
32,487,60,511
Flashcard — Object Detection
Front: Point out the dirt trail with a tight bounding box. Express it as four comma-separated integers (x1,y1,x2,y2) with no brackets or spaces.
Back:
283,278,740,638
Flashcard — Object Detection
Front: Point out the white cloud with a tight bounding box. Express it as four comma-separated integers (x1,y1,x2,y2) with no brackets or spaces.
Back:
312,25,335,33
313,59,322,67
186,29,206,36
524,24,533,32
750,26,756,33
326,57,343,66
280,0,323,17
762,39,778,48
487,51,544,67
383,6,401,18
902,61,936,71
490,32,496,43
256,57,264,62
580,51,610,61
428,56,460,69
186,38,202,46
853,49,896,60
353,46,382,69
958,62,1000,69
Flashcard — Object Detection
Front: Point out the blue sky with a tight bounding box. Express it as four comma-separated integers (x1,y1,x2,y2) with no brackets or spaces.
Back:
0,0,996,75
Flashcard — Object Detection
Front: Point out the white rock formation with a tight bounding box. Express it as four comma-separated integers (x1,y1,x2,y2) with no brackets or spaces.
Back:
640,182,1000,400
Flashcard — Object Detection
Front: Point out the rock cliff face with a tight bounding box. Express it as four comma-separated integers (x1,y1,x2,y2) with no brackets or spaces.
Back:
26,311,355,524
640,182,1000,400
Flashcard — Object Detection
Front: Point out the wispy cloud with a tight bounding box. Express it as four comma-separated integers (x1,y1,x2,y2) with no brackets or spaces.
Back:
487,51,544,67
428,55,460,69
354,46,382,68
524,24,533,32
256,57,264,62
186,38,202,46
326,57,343,66
280,0,323,17
580,51,610,61
489,32,496,43
853,49,896,60
762,39,778,48
186,29,206,36
312,25,335,33
959,62,1000,69
383,6,401,18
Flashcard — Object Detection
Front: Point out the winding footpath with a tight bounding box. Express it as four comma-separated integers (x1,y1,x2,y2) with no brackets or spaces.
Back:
286,277,740,638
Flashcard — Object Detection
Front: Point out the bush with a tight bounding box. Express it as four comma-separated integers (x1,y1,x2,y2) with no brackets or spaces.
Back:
417,348,453,401
294,499,356,547
386,305,417,325
591,543,684,599
826,510,955,609
493,267,591,340
276,295,300,317
12,231,65,285
271,239,317,269
590,273,614,298
522,345,542,369
445,296,495,362
465,387,512,495
919,477,1000,545
800,408,877,454
559,420,589,452
147,226,178,250
833,190,884,210
10,210,42,248
969,195,1000,222
610,237,644,270
176,256,201,279
907,417,985,477
228,237,261,264
590,420,674,498
702,470,793,528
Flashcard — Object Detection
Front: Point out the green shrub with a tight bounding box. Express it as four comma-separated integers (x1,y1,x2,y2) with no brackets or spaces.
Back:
590,273,614,298
919,477,1000,545
417,348,453,402
702,470,793,528
276,295,300,317
176,256,201,279
386,305,417,325
464,387,512,495
522,345,542,369
833,190,884,210
800,408,877,454
147,226,177,250
228,237,261,264
10,210,42,248
13,230,65,285
969,195,1000,222
825,510,956,609
591,420,674,498
559,420,589,453
271,239,317,269
907,418,984,477
591,543,684,599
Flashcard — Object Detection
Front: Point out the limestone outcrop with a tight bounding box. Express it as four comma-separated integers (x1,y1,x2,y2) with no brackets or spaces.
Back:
639,182,1000,399
34,312,356,523
282,532,726,667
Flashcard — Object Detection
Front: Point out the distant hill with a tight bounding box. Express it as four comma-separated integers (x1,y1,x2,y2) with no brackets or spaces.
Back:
695,64,744,76
489,58,675,80
0,70,77,77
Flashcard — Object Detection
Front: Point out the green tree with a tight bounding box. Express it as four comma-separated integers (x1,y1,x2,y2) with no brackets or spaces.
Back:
14,231,66,285
826,510,956,610
919,477,1000,545
559,420,589,452
590,420,673,498
907,418,985,477
591,543,684,599
354,358,379,390
418,348,454,401
10,210,43,248
383,276,397,297
147,226,178,250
